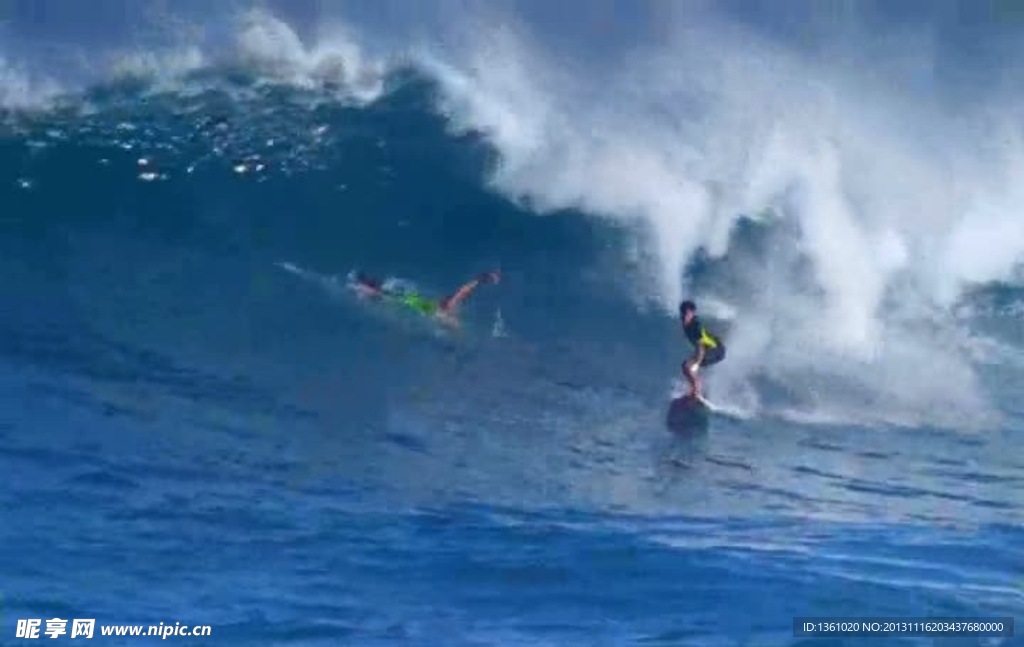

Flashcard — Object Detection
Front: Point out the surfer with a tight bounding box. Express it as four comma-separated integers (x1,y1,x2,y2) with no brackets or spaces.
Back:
353,270,501,325
679,300,726,399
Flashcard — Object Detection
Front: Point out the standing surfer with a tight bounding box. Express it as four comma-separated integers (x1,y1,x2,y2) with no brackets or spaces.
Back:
679,300,726,399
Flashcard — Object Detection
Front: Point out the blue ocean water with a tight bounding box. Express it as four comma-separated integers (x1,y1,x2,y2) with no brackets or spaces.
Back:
2,2,1024,646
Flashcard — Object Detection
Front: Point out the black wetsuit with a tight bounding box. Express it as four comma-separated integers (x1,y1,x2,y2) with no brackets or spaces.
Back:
683,316,726,367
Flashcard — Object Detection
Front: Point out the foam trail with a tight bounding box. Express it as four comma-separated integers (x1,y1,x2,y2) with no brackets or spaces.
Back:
276,261,348,297
492,308,508,338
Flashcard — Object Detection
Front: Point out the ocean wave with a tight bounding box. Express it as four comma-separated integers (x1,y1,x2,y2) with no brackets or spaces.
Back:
0,7,389,113
4,1,1024,429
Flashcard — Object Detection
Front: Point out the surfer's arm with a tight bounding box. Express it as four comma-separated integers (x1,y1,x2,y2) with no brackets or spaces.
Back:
439,271,500,313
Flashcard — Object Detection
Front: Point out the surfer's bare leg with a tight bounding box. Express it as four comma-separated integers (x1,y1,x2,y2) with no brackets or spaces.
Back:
683,359,702,399
683,345,706,398
438,271,501,314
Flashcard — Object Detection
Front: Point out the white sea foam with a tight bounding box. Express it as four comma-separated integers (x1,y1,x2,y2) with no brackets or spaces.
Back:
0,8,388,111
0,56,63,111
411,5,1022,427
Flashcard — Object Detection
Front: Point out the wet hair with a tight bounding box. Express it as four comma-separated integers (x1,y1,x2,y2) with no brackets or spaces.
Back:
679,300,696,317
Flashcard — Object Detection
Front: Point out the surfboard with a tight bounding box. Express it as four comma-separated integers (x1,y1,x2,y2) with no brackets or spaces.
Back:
666,391,750,431
666,395,710,432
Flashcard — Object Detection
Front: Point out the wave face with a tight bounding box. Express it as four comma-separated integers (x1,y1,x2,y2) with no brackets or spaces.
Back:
6,0,1023,426
2,2,1023,645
